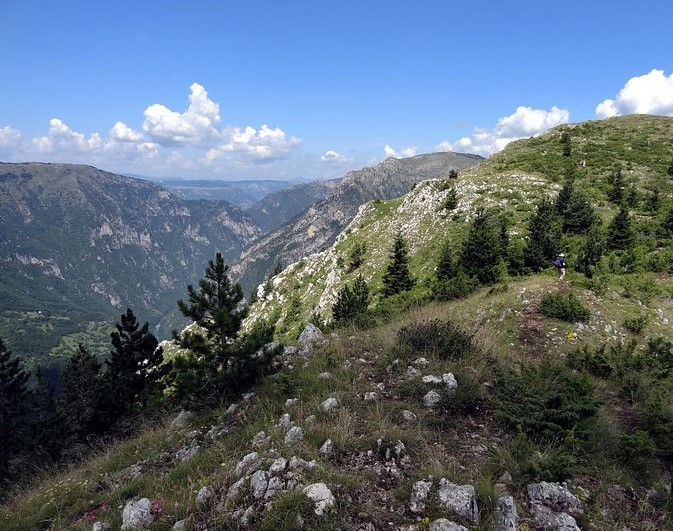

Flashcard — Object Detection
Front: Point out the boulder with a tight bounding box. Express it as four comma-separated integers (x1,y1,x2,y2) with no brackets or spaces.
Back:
265,476,285,499
529,503,580,531
284,426,305,445
298,324,324,346
320,438,334,457
277,413,293,431
170,410,193,430
289,456,317,470
364,391,378,401
121,498,153,530
442,373,458,390
285,398,299,407
269,457,288,474
175,444,199,461
437,479,479,525
429,519,468,531
494,495,518,531
409,479,433,513
303,483,335,515
93,523,111,531
423,375,444,384
195,486,213,506
320,397,339,412
234,451,260,477
423,390,442,408
227,476,248,502
250,470,269,500
527,482,583,518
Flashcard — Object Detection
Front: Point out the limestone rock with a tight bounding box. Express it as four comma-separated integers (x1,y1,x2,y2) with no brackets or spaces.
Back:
527,482,583,518
224,403,238,415
406,366,421,377
235,451,260,477
93,523,111,531
413,357,430,366
170,410,193,430
318,371,332,379
423,390,442,408
121,498,153,530
284,426,305,445
409,479,433,513
285,398,299,407
269,457,288,474
320,397,339,412
429,519,468,531
437,478,479,525
195,485,213,506
265,476,285,499
303,482,335,515
227,476,248,501
298,324,324,346
423,375,444,384
251,431,269,446
442,373,458,390
529,503,580,531
250,470,269,500
277,413,293,431
289,455,317,470
364,391,378,401
494,495,518,531
320,438,334,457
402,410,417,422
175,444,199,461
172,520,187,531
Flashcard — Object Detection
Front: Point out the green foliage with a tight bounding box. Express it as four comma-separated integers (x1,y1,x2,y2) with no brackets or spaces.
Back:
439,187,458,211
567,344,614,378
607,206,636,250
607,165,625,204
460,207,505,285
448,168,459,179
524,197,562,272
346,242,367,273
560,131,571,157
261,491,324,531
439,371,485,415
619,430,658,483
494,361,600,444
436,239,459,282
576,222,605,276
433,271,475,301
332,275,370,324
562,188,597,234
667,156,673,176
506,432,577,483
540,292,591,323
397,318,474,360
60,344,103,440
382,233,415,297
624,314,648,335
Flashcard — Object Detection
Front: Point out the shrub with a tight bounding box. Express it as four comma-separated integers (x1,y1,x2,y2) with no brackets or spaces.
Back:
439,371,486,415
623,314,648,335
618,430,658,483
397,319,475,360
567,344,613,378
332,275,370,324
540,292,590,323
433,271,475,301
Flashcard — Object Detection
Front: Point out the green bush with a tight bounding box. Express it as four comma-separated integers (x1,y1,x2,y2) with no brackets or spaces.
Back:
397,319,475,360
439,371,486,415
433,271,476,301
619,430,658,483
567,344,613,378
499,432,577,483
494,361,600,443
540,292,591,323
623,314,648,335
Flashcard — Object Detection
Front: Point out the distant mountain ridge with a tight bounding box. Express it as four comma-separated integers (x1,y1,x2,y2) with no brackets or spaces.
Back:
231,152,483,293
0,163,261,362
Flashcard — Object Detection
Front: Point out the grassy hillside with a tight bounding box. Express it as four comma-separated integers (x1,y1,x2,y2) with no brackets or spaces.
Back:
3,274,673,530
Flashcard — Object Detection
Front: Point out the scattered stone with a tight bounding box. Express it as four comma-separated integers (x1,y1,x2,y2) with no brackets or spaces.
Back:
227,476,248,501
251,431,269,446
303,483,335,515
269,457,288,474
494,496,518,531
285,398,299,407
224,403,238,415
376,438,406,461
320,439,334,457
413,357,430,367
423,390,442,408
437,479,479,525
364,391,378,401
298,324,324,346
234,452,260,477
527,482,583,518
423,375,444,384
443,373,458,390
126,464,143,478
277,413,293,431
305,414,316,423
170,410,193,430
320,397,339,412
242,392,255,401
498,471,513,484
429,519,468,531
172,519,187,531
196,486,213,506
402,410,417,422
284,426,305,445
406,366,421,377
409,479,433,513
250,470,269,500
93,523,111,531
175,445,199,462
529,503,580,531
265,476,285,499
318,371,332,379
240,505,255,527
289,456,317,470
205,424,228,440
121,498,153,530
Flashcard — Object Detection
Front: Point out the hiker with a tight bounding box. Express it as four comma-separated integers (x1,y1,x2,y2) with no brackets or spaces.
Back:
554,253,567,280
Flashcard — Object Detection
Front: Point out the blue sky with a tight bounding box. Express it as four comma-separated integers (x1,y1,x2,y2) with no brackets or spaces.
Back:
1,0,672,180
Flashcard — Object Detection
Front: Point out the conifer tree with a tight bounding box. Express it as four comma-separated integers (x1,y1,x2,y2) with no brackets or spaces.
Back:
607,205,636,251
176,251,246,372
332,275,370,323
460,207,504,285
662,207,673,237
382,233,414,296
436,239,459,281
0,338,30,483
576,222,605,276
560,131,571,157
555,176,574,216
562,188,597,234
524,198,562,272
607,165,625,204
667,156,673,176
29,366,66,462
61,344,102,439
103,308,165,420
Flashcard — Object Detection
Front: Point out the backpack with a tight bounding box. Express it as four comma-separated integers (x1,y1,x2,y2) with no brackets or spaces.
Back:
554,257,565,268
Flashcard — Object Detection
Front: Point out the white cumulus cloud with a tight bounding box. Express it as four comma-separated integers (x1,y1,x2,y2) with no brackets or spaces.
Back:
143,83,222,146
0,125,22,149
206,124,302,162
595,69,673,118
31,118,104,153
110,121,145,143
320,149,348,162
384,144,417,158
436,105,570,156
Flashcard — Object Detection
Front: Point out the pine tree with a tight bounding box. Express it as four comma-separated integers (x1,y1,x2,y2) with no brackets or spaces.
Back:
0,338,30,484
607,206,636,251
607,165,625,204
29,366,66,463
662,207,673,237
667,156,673,177
61,344,102,439
382,233,414,296
460,207,504,285
524,198,563,272
647,190,661,213
175,252,246,376
560,131,571,157
562,188,597,234
436,239,459,281
576,223,605,276
103,308,165,420
555,176,574,217
332,275,370,323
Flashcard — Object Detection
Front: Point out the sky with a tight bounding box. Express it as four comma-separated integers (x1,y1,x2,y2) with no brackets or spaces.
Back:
1,0,673,181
